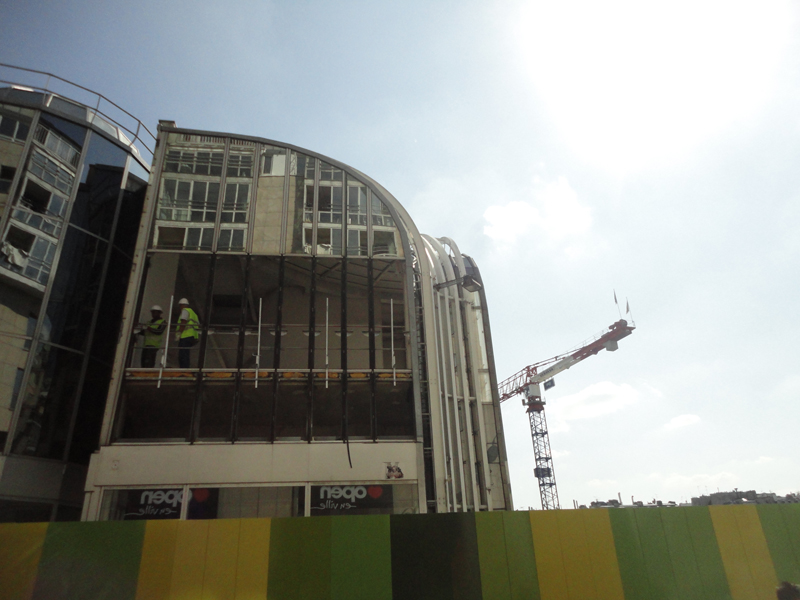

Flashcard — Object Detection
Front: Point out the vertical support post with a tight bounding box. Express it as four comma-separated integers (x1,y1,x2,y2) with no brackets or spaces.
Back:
158,295,175,388
255,297,262,389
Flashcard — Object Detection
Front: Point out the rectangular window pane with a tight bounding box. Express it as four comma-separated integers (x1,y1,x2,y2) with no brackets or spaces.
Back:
314,259,342,369
373,260,407,369
101,488,184,520
274,379,308,440
279,258,311,369
346,260,370,369
309,483,417,516
376,380,414,439
237,380,274,439
198,383,235,439
312,379,341,440
115,382,195,440
346,379,372,439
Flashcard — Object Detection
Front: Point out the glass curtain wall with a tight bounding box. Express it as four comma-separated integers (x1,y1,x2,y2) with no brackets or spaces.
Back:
0,109,148,464
116,136,413,444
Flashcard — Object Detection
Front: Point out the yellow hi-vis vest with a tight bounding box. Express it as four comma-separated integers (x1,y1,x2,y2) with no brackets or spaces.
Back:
143,318,166,347
179,307,200,339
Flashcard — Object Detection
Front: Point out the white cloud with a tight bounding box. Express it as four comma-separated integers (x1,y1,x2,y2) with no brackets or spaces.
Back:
587,478,617,488
513,0,794,171
483,176,591,244
551,449,571,458
547,381,639,432
663,414,701,431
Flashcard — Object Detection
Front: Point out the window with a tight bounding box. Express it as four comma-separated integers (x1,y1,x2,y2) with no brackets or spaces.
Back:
218,228,245,251
188,486,305,519
0,165,15,194
227,153,253,178
164,150,223,176
34,125,81,168
347,183,367,226
222,183,249,223
28,150,75,194
0,113,30,142
12,179,66,238
156,226,214,250
372,196,395,227
0,225,56,284
159,179,219,223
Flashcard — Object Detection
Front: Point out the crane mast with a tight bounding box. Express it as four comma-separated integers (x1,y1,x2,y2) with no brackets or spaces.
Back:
498,319,635,510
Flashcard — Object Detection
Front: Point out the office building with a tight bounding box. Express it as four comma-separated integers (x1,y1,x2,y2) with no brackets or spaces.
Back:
0,69,512,521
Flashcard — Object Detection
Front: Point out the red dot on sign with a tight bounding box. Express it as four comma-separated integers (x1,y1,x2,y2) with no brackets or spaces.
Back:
367,486,383,499
193,489,210,502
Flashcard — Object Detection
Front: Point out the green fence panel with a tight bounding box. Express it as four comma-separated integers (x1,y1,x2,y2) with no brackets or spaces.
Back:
683,506,733,600
660,508,707,600
267,516,331,600
758,505,800,583
330,515,392,600
608,508,653,600
31,521,145,600
390,512,482,600
475,511,511,600
502,511,540,600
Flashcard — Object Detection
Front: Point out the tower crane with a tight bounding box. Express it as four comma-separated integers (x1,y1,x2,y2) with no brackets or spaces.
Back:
498,319,636,510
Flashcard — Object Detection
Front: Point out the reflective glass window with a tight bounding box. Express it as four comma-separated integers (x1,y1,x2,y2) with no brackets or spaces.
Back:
135,253,211,369
70,134,128,239
314,258,342,369
198,382,235,439
222,183,249,223
11,343,82,459
101,488,184,520
346,178,368,256
0,286,40,448
274,378,308,440
35,113,86,166
376,380,414,439
243,257,280,370
279,258,312,369
67,358,111,463
0,224,56,285
309,483,417,516
187,486,304,519
237,380,274,439
346,379,372,438
226,152,253,178
346,260,370,369
113,159,148,254
312,379,341,440
115,381,195,440
373,260,408,369
204,256,245,369
44,227,108,350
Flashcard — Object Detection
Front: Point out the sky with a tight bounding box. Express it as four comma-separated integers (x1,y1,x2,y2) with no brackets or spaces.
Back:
3,0,799,509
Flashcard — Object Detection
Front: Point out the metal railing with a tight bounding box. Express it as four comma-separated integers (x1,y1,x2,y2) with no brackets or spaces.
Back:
0,63,156,164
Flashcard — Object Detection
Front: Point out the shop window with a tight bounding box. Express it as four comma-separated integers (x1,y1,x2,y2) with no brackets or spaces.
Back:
227,153,253,178
274,379,308,440
198,383,235,439
309,483,417,516
101,488,184,520
164,150,223,176
115,382,195,440
0,165,16,194
188,486,304,519
237,381,274,439
312,379,341,439
376,380,414,439
159,179,219,223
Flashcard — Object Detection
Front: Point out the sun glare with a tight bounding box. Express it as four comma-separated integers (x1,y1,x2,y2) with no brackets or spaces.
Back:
515,0,794,171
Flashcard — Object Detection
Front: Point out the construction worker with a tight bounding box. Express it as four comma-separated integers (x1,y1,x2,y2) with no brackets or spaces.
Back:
139,305,166,368
175,298,200,368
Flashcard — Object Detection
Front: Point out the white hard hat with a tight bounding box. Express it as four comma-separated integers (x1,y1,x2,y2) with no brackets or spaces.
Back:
150,305,163,312
178,298,190,305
